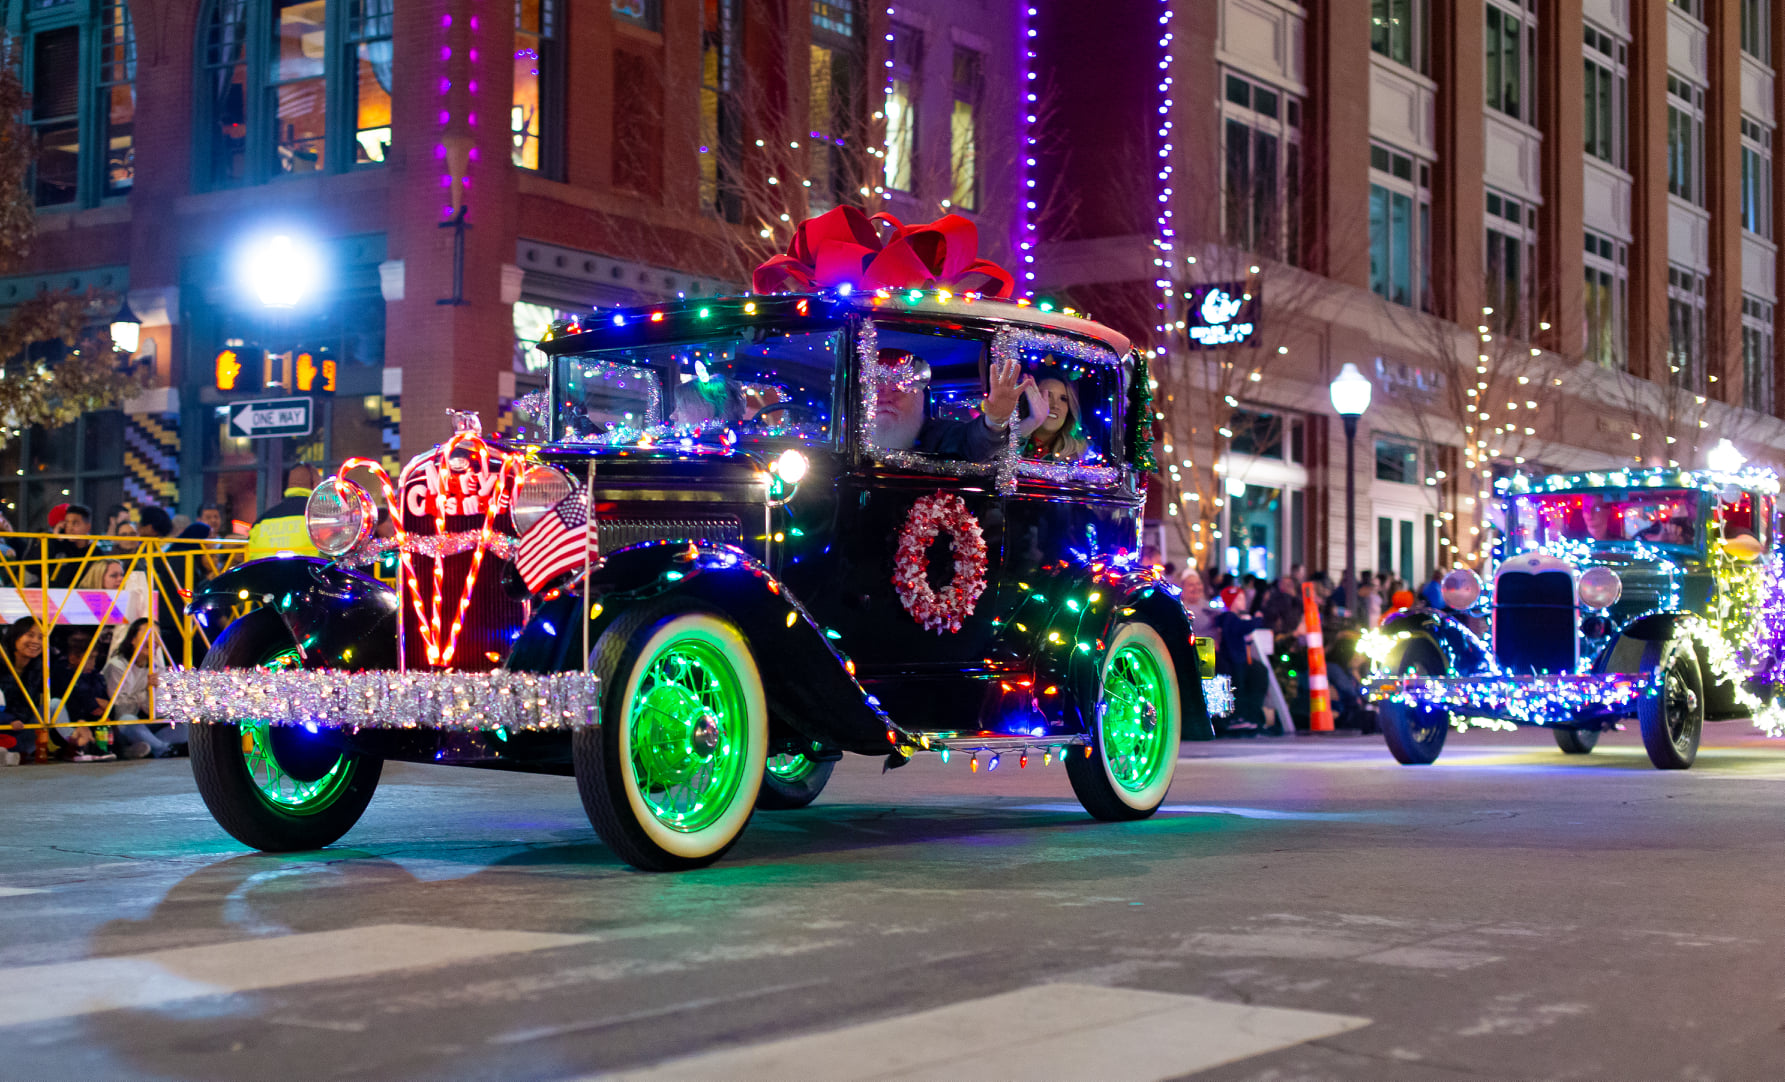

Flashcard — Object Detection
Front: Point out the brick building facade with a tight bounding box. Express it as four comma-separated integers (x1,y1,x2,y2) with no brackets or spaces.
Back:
0,0,1024,526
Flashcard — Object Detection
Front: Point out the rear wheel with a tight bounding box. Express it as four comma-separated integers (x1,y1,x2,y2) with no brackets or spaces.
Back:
756,751,835,810
1638,639,1702,770
189,609,382,851
1067,622,1181,820
1554,727,1599,755
575,604,767,870
1380,640,1449,766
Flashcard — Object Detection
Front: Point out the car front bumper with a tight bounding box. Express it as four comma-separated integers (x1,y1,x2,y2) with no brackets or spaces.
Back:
160,668,603,733
1365,671,1659,728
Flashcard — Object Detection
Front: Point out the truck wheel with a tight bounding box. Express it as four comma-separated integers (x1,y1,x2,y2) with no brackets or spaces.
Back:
1554,727,1599,754
575,604,767,870
1068,622,1180,820
756,752,836,810
1638,639,1702,770
189,609,383,852
1380,640,1448,765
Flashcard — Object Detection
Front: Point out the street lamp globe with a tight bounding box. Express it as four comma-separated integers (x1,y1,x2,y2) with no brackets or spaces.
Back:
245,234,321,309
108,297,141,354
1707,437,1747,475
1329,362,1373,417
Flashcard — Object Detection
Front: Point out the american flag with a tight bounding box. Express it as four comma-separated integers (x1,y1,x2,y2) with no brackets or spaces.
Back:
515,493,591,592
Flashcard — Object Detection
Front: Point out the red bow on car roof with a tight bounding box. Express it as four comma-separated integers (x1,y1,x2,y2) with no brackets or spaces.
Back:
752,206,1016,299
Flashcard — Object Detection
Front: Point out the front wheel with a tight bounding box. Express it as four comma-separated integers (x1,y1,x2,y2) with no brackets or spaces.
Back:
1638,639,1702,770
575,605,767,870
756,751,836,810
189,609,382,851
1554,727,1599,755
1380,640,1448,765
1067,622,1181,820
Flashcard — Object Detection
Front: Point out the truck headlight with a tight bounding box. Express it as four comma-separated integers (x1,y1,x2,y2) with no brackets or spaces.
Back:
1578,566,1622,610
306,478,375,557
512,464,576,534
1440,568,1483,610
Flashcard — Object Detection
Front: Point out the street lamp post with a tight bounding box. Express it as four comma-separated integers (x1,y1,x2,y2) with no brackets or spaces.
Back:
1329,363,1373,614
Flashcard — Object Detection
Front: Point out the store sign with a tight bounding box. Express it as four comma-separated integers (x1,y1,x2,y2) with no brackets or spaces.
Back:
1184,282,1260,348
228,396,313,439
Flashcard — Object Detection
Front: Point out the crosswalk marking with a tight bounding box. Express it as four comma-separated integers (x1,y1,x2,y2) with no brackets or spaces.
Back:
593,982,1369,1081
0,924,592,1028
0,887,45,897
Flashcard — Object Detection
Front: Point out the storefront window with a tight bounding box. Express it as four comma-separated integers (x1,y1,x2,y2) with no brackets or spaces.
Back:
1225,482,1283,579
0,412,128,530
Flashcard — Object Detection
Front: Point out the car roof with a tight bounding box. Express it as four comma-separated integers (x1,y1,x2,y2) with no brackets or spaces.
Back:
534,290,1133,359
1501,467,1781,498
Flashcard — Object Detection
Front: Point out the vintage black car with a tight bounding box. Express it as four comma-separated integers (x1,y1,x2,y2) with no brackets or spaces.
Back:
1365,466,1784,770
168,290,1228,870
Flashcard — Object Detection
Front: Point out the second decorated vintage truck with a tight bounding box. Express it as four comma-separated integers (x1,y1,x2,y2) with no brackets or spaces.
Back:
1366,464,1785,769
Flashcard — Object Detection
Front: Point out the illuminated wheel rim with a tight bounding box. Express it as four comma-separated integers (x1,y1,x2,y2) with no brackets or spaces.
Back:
242,650,350,814
1101,641,1173,794
627,637,750,834
766,752,818,783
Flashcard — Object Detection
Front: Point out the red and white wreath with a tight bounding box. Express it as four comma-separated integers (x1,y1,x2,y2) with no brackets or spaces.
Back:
893,492,989,634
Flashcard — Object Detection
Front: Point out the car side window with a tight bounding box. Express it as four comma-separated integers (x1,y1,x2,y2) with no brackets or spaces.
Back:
865,324,1000,466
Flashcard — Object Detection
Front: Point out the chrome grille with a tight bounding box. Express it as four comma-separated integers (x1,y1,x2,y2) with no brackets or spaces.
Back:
598,516,744,551
1493,569,1577,674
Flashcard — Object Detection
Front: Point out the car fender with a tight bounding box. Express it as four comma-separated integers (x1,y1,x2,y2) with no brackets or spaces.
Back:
189,556,400,671
1377,608,1489,677
514,541,897,754
989,564,1213,741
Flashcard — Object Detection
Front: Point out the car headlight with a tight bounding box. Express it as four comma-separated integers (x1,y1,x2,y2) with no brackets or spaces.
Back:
512,464,576,534
306,478,374,558
1578,566,1622,610
1440,568,1483,610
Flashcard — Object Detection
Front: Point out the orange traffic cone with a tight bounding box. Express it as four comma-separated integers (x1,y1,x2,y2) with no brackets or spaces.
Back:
1302,582,1334,732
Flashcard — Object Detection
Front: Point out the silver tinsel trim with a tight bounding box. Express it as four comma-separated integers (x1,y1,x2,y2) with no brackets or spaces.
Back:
339,530,521,567
516,390,550,423
161,668,603,732
1202,676,1235,718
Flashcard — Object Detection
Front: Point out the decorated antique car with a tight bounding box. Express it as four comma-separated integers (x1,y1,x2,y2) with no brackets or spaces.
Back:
1366,464,1785,770
167,210,1227,871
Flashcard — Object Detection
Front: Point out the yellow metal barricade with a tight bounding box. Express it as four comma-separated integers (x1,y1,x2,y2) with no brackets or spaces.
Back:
0,531,249,761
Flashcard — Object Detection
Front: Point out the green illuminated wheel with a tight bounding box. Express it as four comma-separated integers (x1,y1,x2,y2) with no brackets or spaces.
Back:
576,605,767,870
189,609,382,852
1068,621,1181,820
757,749,836,810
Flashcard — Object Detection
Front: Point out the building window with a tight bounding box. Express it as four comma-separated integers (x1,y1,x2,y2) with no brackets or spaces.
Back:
809,0,864,215
1486,1,1536,125
1670,0,1702,21
883,26,920,194
1375,437,1421,484
195,0,392,190
1743,296,1775,415
699,0,741,218
1668,266,1706,391
1370,0,1425,73
1369,143,1431,312
1583,230,1627,371
610,0,659,31
1221,71,1302,264
1484,189,1535,337
1742,0,1770,63
1667,75,1705,206
1742,117,1773,239
514,0,561,175
1583,25,1626,170
18,0,137,208
948,46,981,212
0,411,129,531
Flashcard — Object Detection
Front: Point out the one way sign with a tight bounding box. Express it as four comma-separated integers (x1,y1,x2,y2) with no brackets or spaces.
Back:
228,397,313,439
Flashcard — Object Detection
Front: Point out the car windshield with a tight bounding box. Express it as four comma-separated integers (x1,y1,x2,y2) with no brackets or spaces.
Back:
552,325,844,447
1509,489,1704,554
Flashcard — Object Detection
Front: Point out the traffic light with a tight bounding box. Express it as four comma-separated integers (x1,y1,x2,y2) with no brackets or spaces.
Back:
214,348,243,391
294,351,337,394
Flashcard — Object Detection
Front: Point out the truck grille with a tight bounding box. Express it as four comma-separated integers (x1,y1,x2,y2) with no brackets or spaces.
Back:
599,515,744,551
1493,569,1576,674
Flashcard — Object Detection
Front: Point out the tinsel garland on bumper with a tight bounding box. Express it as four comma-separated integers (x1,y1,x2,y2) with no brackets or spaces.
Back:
160,668,603,732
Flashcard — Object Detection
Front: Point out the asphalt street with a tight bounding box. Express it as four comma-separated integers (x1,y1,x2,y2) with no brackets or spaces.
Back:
4,725,1785,1081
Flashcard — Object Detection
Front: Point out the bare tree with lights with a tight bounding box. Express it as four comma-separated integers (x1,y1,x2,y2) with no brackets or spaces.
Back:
0,39,143,448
